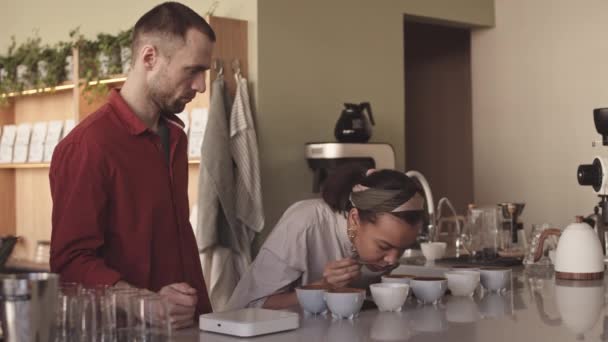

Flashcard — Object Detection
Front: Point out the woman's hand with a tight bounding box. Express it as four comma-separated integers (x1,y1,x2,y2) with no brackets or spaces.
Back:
317,258,362,288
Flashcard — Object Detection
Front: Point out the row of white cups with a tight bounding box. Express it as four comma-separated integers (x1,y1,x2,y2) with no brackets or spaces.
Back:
295,267,511,320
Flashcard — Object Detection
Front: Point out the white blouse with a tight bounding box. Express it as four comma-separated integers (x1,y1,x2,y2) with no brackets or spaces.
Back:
227,198,385,309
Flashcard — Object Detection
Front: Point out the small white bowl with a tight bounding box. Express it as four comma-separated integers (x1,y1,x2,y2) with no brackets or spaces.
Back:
325,289,366,319
381,274,414,285
480,268,511,292
410,277,448,305
420,242,447,261
445,270,480,296
296,285,330,314
370,283,410,312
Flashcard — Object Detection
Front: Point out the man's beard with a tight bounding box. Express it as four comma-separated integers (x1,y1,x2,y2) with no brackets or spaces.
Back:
148,75,185,115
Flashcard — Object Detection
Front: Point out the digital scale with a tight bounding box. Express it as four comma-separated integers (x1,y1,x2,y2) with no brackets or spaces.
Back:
199,308,300,337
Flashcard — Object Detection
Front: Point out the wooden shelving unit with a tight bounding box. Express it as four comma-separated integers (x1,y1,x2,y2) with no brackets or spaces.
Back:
0,16,247,261
0,163,51,169
0,159,200,169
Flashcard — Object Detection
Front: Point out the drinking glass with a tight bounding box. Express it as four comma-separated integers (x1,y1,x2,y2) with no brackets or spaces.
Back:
131,294,172,342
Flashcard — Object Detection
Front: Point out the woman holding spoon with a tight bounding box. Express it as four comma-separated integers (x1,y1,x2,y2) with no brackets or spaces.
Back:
227,165,425,310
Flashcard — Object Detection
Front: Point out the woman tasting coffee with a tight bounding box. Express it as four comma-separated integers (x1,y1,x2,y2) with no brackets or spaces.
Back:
227,165,425,309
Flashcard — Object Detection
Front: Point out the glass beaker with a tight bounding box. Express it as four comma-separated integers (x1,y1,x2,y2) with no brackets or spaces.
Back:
523,223,558,266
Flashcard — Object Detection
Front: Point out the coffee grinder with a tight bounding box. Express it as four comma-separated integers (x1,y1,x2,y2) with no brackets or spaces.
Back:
577,108,608,255
498,202,526,249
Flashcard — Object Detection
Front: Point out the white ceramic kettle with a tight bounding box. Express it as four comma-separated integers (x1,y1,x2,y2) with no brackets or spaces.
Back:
534,219,605,280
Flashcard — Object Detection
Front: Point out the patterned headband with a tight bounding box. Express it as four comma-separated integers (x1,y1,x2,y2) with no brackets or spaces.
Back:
349,184,425,212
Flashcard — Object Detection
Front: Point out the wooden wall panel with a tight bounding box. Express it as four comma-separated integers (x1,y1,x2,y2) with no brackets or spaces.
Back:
13,168,52,259
0,101,16,237
14,91,74,123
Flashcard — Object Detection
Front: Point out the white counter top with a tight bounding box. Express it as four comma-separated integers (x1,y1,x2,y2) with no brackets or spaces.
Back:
170,264,608,341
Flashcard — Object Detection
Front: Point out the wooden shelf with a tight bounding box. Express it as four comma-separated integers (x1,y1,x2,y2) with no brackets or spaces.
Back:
0,160,199,169
1,83,75,98
86,75,127,86
5,257,50,272
0,75,127,99
0,162,50,169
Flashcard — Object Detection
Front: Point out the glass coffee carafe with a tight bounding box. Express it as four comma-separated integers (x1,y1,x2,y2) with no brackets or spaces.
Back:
460,205,501,258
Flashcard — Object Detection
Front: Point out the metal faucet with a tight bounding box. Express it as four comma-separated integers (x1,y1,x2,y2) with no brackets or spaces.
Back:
436,196,462,239
405,170,461,243
405,170,436,242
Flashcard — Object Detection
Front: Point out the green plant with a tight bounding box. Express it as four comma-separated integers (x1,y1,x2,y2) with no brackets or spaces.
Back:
14,34,43,89
39,41,71,88
97,33,121,76
116,28,133,49
1,37,21,93
0,27,132,104
116,28,133,72
0,56,7,106
70,27,106,103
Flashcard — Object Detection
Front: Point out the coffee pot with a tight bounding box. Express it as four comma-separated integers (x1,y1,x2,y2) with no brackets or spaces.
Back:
334,102,375,143
534,218,605,280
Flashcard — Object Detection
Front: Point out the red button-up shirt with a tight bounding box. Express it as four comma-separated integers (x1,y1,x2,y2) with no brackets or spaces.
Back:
49,89,212,315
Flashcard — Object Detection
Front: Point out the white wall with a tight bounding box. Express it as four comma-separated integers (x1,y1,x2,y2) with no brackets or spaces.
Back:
257,0,494,242
472,0,608,228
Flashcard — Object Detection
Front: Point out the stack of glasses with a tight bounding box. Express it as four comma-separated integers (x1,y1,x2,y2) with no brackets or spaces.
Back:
55,283,172,342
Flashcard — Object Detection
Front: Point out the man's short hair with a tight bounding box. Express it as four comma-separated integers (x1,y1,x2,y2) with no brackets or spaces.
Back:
132,2,216,55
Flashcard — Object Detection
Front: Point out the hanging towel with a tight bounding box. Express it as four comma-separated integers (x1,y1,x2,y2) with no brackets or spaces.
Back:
196,77,240,311
196,77,237,250
230,76,265,241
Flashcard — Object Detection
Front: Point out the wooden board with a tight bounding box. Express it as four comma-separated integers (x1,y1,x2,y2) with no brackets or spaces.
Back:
13,168,52,259
208,16,249,100
0,169,16,237
188,164,200,214
9,89,72,258
13,91,74,123
0,101,16,237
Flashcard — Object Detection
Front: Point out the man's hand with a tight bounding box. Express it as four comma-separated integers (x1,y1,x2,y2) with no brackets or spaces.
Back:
158,283,198,329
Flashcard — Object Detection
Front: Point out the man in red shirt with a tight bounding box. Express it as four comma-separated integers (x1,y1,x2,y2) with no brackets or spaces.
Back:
50,2,214,328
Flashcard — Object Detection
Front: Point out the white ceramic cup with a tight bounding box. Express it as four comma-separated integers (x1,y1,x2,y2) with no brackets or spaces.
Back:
324,288,366,319
381,274,414,285
410,277,448,305
480,268,511,292
296,285,330,314
445,270,481,296
370,283,410,312
420,242,447,261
